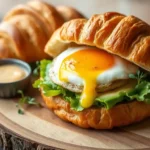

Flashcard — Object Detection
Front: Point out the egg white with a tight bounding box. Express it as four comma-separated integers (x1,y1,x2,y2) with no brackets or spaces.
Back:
49,46,138,90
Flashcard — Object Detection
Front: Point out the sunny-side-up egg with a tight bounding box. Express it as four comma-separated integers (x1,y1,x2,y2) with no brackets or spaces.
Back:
49,46,138,108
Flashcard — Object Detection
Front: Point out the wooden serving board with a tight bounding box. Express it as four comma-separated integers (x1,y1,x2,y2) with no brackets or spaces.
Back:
0,81,150,150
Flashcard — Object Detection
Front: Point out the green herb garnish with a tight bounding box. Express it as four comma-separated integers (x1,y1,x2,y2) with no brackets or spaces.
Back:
129,70,148,85
18,108,24,115
33,61,40,76
17,90,40,114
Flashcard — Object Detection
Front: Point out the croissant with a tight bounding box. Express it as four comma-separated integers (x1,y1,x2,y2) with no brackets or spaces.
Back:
0,0,84,62
45,12,150,71
43,12,150,129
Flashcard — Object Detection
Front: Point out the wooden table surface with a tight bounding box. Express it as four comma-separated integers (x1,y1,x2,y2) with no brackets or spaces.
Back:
0,0,150,24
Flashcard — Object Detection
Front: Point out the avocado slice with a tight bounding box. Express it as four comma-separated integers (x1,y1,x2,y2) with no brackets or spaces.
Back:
95,80,137,109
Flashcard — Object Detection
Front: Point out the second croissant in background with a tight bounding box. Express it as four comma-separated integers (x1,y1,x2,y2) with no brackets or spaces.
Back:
0,0,84,62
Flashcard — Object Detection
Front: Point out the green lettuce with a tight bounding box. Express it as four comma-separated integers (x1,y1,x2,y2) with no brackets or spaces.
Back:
33,60,83,111
127,81,150,104
96,70,150,109
33,60,150,111
95,92,125,109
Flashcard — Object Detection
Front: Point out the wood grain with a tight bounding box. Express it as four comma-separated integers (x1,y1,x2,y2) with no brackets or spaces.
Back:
0,83,150,150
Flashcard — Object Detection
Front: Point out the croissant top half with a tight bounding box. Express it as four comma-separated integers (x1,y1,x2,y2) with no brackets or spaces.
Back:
45,12,150,72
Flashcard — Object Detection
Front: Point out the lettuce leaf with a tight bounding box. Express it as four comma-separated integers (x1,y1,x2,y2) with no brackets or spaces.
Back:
33,60,83,111
127,81,150,104
33,60,150,111
96,72,150,109
95,92,125,109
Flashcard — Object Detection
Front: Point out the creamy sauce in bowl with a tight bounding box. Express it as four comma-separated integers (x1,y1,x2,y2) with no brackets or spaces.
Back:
0,64,27,83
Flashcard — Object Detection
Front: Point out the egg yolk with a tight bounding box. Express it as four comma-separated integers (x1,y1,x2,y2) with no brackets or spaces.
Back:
59,48,115,108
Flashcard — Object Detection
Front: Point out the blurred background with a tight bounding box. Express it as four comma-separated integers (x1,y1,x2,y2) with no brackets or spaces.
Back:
0,0,149,24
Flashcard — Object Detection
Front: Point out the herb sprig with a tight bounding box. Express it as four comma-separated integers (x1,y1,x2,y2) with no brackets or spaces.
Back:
17,90,40,115
129,70,148,85
33,61,40,76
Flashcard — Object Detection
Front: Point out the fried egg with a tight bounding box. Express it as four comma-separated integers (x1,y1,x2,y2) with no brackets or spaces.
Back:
49,46,138,108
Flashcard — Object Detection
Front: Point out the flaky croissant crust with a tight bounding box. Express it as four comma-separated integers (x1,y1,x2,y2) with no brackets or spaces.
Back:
41,92,150,129
0,0,84,62
45,12,150,71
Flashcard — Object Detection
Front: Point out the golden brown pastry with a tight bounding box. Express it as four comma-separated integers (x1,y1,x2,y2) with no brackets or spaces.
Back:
42,94,150,129
40,12,150,129
0,30,18,59
0,0,84,62
45,12,150,71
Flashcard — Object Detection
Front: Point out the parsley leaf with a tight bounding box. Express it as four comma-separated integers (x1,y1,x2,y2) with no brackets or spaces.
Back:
33,61,40,76
18,108,24,115
129,70,148,85
17,90,40,114
17,90,39,106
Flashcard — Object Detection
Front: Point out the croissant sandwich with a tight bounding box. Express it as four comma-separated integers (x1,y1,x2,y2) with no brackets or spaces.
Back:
0,0,84,62
34,12,150,129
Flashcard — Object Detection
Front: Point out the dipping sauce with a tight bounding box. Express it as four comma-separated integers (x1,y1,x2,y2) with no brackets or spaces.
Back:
0,64,27,83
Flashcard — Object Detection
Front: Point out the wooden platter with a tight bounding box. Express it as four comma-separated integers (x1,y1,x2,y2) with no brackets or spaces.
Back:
0,81,150,150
